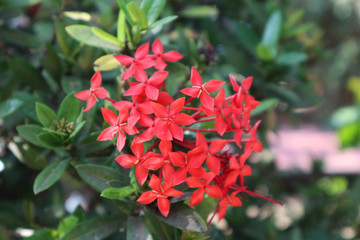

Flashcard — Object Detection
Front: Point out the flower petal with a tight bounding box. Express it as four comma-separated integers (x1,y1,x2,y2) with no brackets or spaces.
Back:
84,95,96,112
242,76,253,91
199,92,214,111
158,197,170,217
122,64,135,81
209,139,227,154
148,71,168,88
169,151,185,167
152,39,163,54
145,84,159,101
180,87,200,97
174,113,195,126
206,155,220,175
149,174,162,192
154,57,167,70
169,122,183,141
124,83,145,97
169,97,185,115
173,167,187,185
135,165,148,185
190,67,202,86
137,191,157,204
152,102,168,118
205,185,223,199
116,132,126,152
204,80,224,93
75,90,90,101
101,107,117,125
162,51,183,62
190,188,205,207
115,154,137,168
90,71,102,89
162,163,175,183
94,87,108,99
135,42,149,59
97,126,116,141
114,55,133,65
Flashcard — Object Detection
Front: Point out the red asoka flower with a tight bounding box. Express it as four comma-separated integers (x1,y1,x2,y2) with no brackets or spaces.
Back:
115,138,162,185
187,132,227,175
157,140,176,183
124,71,168,101
137,174,183,217
244,120,263,154
151,39,183,70
75,71,108,112
218,192,243,220
96,106,138,152
114,43,154,81
186,171,223,207
152,97,195,141
181,67,224,111
224,156,252,187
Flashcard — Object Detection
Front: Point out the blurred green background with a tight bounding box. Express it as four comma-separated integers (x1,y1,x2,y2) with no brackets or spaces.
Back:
1,0,360,239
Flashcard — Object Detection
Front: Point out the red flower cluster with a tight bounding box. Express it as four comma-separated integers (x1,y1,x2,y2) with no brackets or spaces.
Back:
75,39,282,221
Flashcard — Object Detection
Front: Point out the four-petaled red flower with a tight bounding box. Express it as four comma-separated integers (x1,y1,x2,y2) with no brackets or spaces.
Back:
151,39,183,70
181,67,224,111
75,71,108,112
114,43,154,81
137,174,183,217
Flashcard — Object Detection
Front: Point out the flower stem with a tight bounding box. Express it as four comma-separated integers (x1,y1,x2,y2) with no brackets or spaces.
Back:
104,97,117,103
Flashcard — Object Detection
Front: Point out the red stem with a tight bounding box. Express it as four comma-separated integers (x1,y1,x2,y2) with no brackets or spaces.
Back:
183,128,219,132
183,106,201,111
146,140,160,153
104,97,117,103
194,117,216,123
173,139,195,149
185,97,196,105
206,203,221,230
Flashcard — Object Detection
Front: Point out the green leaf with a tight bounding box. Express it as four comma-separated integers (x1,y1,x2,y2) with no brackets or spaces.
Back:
101,186,136,199
43,43,63,82
147,203,207,232
181,6,218,18
36,132,64,149
94,54,121,71
58,93,81,123
256,43,275,61
265,84,302,106
58,216,79,238
17,124,47,148
0,99,23,119
33,159,71,194
61,76,83,94
60,215,123,240
235,22,260,55
0,28,41,48
73,205,86,222
261,10,282,52
65,25,121,51
150,16,178,30
117,0,136,26
55,19,71,56
127,216,152,240
276,52,308,66
251,98,279,116
8,59,46,90
91,27,122,46
330,106,360,128
126,2,148,29
35,102,57,128
63,11,91,21
24,229,57,240
285,10,304,29
283,22,314,38
69,121,86,139
78,132,113,154
117,10,126,47
142,0,166,23
0,0,42,9
75,164,129,192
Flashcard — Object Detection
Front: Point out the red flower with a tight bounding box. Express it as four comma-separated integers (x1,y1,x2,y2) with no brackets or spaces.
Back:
218,192,242,220
75,71,108,112
188,132,227,175
151,39,183,70
124,71,168,101
96,107,138,152
137,174,183,217
114,43,154,81
152,97,195,141
181,67,224,111
186,171,223,207
224,156,252,187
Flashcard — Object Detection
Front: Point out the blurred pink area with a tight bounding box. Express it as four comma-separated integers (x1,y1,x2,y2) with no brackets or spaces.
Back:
268,125,360,174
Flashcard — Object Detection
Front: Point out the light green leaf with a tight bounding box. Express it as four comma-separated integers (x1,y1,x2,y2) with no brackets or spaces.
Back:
181,6,218,18
58,216,79,238
9,59,46,90
65,25,121,51
0,99,23,119
330,106,360,128
276,52,308,66
117,10,126,47
33,159,70,194
55,19,71,56
64,11,91,21
101,186,136,199
60,216,123,240
146,203,207,232
261,10,282,51
94,54,121,72
91,27,122,46
283,22,315,38
251,98,279,116
256,43,275,61
17,124,47,148
285,9,304,29
24,229,57,240
142,0,166,23
150,16,178,30
58,93,81,123
126,2,148,29
117,0,136,26
43,43,63,82
75,164,129,192
69,121,85,139
35,102,57,128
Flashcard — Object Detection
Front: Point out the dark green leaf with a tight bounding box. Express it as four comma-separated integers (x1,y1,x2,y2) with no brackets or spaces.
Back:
0,99,23,119
266,84,302,106
73,205,86,223
58,216,79,238
126,2,148,29
17,124,47,148
8,140,47,170
35,102,57,128
181,6,218,18
78,132,114,154
55,18,71,56
127,216,152,240
60,216,123,240
147,203,207,232
261,10,282,51
276,52,308,66
0,0,42,9
165,62,189,96
24,229,57,240
251,98,279,116
150,16,178,31
36,132,64,149
65,25,121,51
142,0,166,23
285,9,304,29
235,22,260,55
58,93,81,123
0,28,41,48
33,159,70,194
101,186,136,199
8,59,46,90
69,121,85,139
75,164,129,192
61,76,83,94
43,43,63,82
283,22,315,38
